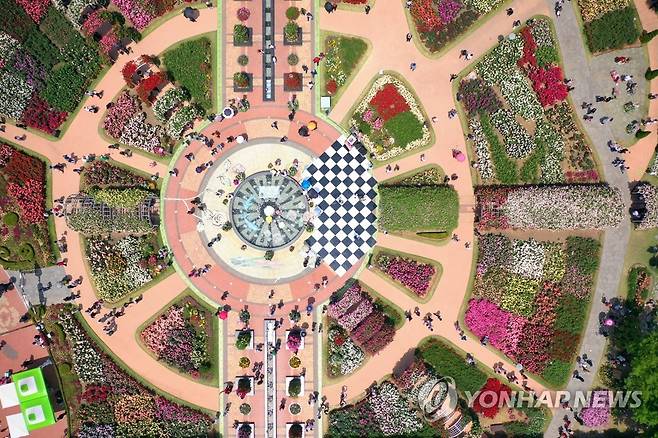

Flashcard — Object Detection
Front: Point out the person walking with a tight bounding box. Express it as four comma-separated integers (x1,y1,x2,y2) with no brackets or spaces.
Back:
410,62,417,71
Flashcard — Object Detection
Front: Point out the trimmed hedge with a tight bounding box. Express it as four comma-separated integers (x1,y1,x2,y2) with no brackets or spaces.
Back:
42,64,86,112
163,37,212,110
419,338,488,395
584,6,640,52
640,29,658,43
378,185,459,233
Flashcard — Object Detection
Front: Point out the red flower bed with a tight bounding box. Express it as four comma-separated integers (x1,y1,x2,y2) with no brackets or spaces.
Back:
369,83,409,121
15,0,50,23
4,149,44,184
20,95,67,135
326,80,338,95
284,73,303,90
473,378,511,418
8,179,45,224
136,72,166,103
351,311,386,345
565,169,599,182
122,61,138,86
411,0,442,32
528,66,568,107
517,27,537,70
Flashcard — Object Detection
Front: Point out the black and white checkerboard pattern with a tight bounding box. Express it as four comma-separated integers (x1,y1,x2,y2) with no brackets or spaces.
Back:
303,140,377,276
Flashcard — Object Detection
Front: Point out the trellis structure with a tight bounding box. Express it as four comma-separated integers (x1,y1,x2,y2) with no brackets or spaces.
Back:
63,193,160,232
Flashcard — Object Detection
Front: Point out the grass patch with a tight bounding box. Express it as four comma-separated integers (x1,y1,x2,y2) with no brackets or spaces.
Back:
378,185,458,233
541,359,572,388
479,112,517,184
584,6,641,52
163,37,213,110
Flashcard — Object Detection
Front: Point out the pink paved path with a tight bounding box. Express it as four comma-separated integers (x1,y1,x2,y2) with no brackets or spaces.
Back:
0,0,653,426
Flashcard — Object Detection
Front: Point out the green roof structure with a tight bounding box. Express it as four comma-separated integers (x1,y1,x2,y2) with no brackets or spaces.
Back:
12,368,55,431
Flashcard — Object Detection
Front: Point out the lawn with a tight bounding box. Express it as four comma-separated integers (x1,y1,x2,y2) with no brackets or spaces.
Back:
163,36,213,110
320,32,369,103
378,185,458,233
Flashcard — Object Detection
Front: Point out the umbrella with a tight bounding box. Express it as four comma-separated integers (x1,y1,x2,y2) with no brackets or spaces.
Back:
301,179,311,190
308,121,317,131
324,1,334,12
452,149,465,162
218,310,228,320
183,7,200,20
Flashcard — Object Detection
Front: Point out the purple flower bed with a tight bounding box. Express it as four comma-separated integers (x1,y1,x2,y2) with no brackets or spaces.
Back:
103,91,141,138
375,253,436,297
12,51,46,89
437,0,462,23
581,391,611,427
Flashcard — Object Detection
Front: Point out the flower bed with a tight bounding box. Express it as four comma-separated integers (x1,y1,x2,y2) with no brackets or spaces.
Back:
0,143,54,268
459,18,599,184
141,297,215,382
327,281,397,356
475,185,624,230
162,37,212,110
20,94,67,135
465,234,601,386
153,87,189,122
47,308,213,436
327,325,365,377
86,235,167,302
408,0,503,53
322,34,368,98
80,161,150,190
103,91,142,138
379,185,458,233
577,0,640,52
119,112,164,154
166,104,202,139
374,251,436,297
349,74,430,161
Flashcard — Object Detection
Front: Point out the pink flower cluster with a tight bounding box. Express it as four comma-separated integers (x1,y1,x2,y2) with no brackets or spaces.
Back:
103,91,141,138
112,0,155,29
328,283,374,332
377,255,436,297
100,30,120,54
15,0,49,23
141,306,186,356
465,299,527,357
581,391,611,427
82,10,105,36
437,0,462,24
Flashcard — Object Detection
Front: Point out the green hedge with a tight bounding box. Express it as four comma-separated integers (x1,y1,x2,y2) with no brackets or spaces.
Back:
42,64,86,112
164,38,212,110
584,6,641,52
480,113,517,184
378,185,458,233
23,28,61,68
640,29,658,43
646,68,658,81
419,338,488,395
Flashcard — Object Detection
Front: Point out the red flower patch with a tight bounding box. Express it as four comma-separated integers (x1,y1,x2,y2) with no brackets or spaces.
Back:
20,95,67,135
528,66,568,107
517,27,537,70
369,83,409,121
473,378,511,418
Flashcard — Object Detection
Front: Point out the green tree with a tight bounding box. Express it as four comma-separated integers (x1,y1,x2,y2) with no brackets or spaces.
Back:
626,332,658,428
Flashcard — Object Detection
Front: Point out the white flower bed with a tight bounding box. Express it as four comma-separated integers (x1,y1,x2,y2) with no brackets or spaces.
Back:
509,239,546,279
535,120,565,183
53,0,100,26
503,185,624,229
476,38,524,85
59,312,107,384
0,72,33,120
635,183,658,229
648,155,658,177
464,0,505,14
531,19,555,47
0,32,20,64
153,87,189,123
499,69,543,121
491,109,536,158
166,104,202,138
369,382,423,436
349,74,430,161
119,112,163,153
469,118,494,180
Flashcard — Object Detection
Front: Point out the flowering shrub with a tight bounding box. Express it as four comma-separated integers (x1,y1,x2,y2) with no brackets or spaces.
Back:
136,71,166,103
437,0,463,23
121,61,138,85
237,7,250,21
15,0,50,23
374,252,436,297
528,66,569,107
20,95,67,135
81,161,149,188
81,10,105,35
473,378,511,418
578,0,629,22
112,0,155,29
322,35,367,98
490,109,536,158
99,30,119,54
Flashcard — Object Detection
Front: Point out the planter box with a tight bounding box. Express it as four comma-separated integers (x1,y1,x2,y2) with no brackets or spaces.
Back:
233,27,253,47
235,376,255,396
285,329,305,350
283,73,304,92
233,73,253,92
236,423,255,438
235,329,254,350
286,422,305,438
286,375,304,398
283,26,302,46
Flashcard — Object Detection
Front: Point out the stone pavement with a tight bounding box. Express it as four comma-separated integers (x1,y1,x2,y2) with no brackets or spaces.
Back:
6,266,70,306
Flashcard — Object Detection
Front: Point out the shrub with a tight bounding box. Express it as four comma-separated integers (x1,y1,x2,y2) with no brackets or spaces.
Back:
646,68,658,81
233,72,250,88
636,129,651,138
378,185,459,233
479,113,517,184
233,24,250,44
42,64,85,112
284,21,299,42
286,6,300,20
237,7,250,21
236,330,251,350
23,28,60,68
288,377,302,397
239,403,251,415
287,53,299,66
584,6,640,52
237,55,249,66
419,338,488,395
3,212,18,226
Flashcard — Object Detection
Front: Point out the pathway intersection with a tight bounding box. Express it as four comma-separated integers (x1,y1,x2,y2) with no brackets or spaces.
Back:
0,0,655,437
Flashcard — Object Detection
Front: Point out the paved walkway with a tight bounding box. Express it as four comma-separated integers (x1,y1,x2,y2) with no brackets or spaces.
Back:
6,267,70,306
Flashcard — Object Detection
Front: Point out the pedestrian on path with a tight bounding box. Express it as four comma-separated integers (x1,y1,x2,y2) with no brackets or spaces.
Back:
410,62,417,71
365,5,370,14
572,370,584,382
406,33,412,42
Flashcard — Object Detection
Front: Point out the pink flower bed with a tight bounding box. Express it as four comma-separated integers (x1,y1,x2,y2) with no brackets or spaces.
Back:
141,306,186,356
82,10,105,35
327,283,365,319
376,253,436,297
100,30,120,54
112,0,155,29
581,391,611,427
465,298,527,356
338,299,373,332
103,91,141,138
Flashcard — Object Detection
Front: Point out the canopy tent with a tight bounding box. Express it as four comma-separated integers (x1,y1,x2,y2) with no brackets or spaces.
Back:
7,413,28,438
0,383,19,408
10,368,55,432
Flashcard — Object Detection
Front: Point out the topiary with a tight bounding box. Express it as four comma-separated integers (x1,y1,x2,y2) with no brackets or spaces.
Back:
646,67,658,81
287,53,299,66
3,212,19,226
264,250,274,261
286,6,300,20
288,422,303,438
18,243,35,261
238,55,249,66
288,377,302,397
236,330,252,350
239,403,251,415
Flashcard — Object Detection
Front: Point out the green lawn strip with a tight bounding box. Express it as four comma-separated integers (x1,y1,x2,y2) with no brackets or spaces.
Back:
162,34,214,111
134,289,220,387
368,246,442,304
318,30,370,109
479,112,517,184
71,311,216,415
378,185,458,233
